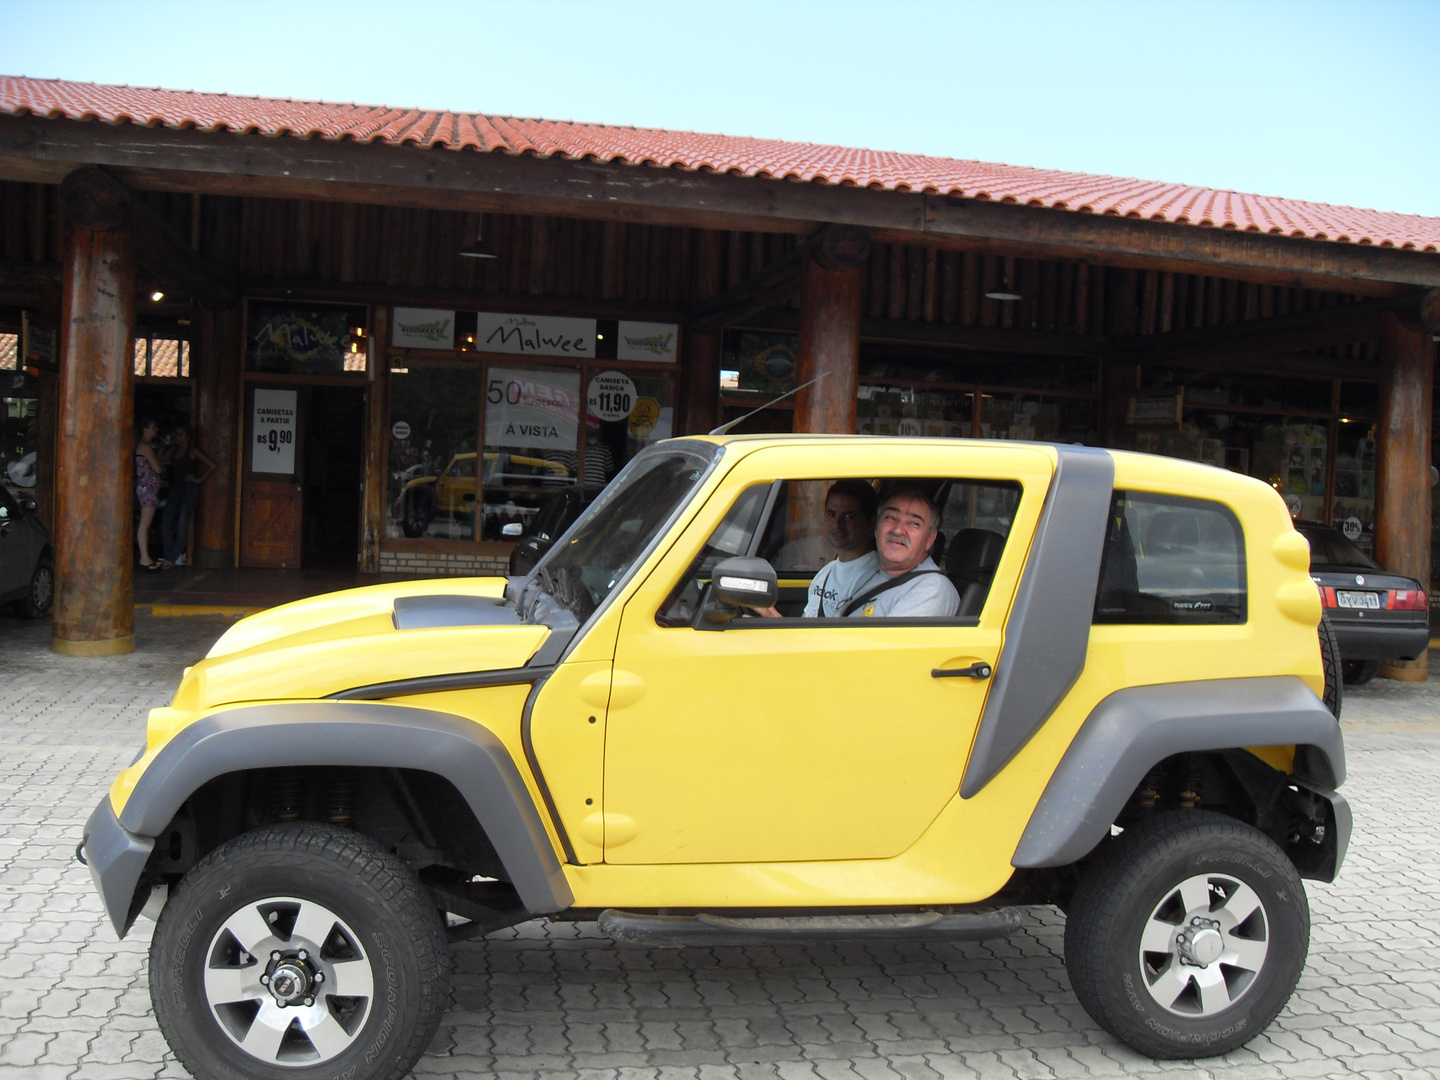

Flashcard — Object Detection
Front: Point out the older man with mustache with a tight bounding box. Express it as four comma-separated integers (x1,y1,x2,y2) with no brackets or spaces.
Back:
840,484,960,618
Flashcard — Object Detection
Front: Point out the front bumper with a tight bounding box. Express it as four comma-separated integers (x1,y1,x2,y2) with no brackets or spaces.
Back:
1329,620,1431,662
80,797,154,939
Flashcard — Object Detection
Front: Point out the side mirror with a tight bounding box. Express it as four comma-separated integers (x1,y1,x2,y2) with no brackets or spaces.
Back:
710,556,778,609
500,521,523,538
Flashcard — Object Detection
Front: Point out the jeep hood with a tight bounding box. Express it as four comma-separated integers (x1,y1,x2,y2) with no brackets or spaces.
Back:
171,578,549,710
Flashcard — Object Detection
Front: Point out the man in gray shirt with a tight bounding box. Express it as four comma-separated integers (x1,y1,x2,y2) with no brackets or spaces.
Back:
843,485,959,618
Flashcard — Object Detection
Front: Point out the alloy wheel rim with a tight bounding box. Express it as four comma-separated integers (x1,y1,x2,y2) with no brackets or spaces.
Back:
1137,872,1270,1017
202,896,374,1066
33,567,53,611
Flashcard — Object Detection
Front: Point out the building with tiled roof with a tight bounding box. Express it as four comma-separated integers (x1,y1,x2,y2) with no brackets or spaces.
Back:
0,75,1435,660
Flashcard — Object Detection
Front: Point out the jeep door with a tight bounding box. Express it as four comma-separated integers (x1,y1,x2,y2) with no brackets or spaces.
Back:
600,442,1055,865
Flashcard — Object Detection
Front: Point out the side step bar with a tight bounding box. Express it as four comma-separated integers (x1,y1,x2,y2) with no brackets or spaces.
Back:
598,907,1023,945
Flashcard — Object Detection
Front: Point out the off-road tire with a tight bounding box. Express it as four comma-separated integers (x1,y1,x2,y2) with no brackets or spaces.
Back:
1064,811,1309,1059
1318,615,1342,719
20,558,53,618
1341,659,1381,686
149,822,450,1080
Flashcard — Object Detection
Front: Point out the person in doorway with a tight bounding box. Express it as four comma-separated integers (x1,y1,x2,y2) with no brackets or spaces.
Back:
159,423,216,567
841,484,959,618
134,416,166,571
753,479,879,618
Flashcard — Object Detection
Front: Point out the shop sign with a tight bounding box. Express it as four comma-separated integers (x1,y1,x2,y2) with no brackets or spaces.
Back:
588,371,637,422
1127,389,1184,427
391,307,456,350
629,397,661,438
247,303,355,375
251,389,298,474
476,313,594,358
484,368,580,451
617,321,678,363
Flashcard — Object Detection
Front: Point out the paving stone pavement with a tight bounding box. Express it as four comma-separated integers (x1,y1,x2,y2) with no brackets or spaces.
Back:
1,612,1438,1080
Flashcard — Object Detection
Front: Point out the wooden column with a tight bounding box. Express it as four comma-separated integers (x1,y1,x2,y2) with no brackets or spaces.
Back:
1374,310,1434,681
193,304,242,567
359,306,389,572
679,230,723,435
793,237,866,434
53,219,137,655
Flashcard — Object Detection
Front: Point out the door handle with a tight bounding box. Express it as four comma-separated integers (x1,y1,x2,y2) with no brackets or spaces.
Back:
932,662,992,680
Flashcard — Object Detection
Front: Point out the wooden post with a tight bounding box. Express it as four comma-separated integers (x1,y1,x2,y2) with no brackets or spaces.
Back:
53,217,137,656
679,230,723,435
193,304,242,567
793,233,867,435
360,306,389,572
1374,310,1434,681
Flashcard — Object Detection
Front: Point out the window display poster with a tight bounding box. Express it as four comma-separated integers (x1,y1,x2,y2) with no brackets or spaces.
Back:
484,368,580,451
251,388,298,474
476,313,595,358
617,321,678,363
391,307,456,350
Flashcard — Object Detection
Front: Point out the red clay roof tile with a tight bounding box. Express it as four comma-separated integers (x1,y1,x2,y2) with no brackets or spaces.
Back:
3,75,1438,253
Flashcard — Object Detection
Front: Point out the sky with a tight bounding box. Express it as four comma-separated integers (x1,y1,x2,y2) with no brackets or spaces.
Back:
5,0,1439,218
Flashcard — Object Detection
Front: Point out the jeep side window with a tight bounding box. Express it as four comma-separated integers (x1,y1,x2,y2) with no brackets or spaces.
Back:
1093,491,1247,624
656,483,773,626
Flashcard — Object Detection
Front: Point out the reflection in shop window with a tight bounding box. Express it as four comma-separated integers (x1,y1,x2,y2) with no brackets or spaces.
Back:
0,333,17,370
481,367,581,540
133,337,191,378
387,366,481,540
2,361,39,493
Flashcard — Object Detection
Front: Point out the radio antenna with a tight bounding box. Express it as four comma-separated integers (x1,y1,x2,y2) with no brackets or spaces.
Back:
708,372,828,436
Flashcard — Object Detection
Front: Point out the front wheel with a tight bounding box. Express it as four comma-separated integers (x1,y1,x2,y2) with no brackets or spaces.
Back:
149,823,450,1080
1064,811,1309,1059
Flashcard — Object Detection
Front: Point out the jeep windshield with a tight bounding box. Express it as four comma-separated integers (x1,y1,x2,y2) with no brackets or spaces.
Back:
516,440,719,621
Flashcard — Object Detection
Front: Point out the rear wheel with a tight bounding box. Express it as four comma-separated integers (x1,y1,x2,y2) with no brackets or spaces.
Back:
20,558,53,618
1064,811,1309,1059
150,822,450,1080
1341,659,1381,686
1318,615,1342,718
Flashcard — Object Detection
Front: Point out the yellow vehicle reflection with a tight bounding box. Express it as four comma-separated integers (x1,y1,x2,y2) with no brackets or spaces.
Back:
393,451,570,537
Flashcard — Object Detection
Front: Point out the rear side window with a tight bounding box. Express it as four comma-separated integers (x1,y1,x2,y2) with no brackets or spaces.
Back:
1094,491,1247,625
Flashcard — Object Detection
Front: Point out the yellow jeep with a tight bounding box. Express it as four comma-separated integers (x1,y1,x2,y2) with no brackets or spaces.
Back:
83,435,1346,1079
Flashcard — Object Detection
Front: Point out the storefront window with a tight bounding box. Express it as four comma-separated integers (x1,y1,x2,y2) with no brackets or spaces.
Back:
980,393,1097,443
2,366,38,494
1331,420,1377,554
591,369,674,477
480,366,581,539
857,385,973,437
387,365,481,539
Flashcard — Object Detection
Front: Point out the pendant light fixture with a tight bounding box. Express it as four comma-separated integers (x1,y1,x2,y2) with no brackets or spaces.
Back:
459,214,499,259
985,256,1021,302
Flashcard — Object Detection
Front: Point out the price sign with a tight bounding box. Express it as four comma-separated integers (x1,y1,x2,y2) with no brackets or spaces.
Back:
251,389,298,474
588,371,637,422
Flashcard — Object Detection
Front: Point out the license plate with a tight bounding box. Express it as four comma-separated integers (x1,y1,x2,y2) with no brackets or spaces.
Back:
1336,590,1381,609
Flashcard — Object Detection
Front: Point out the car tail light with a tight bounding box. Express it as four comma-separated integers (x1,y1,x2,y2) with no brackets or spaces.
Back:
1386,588,1428,611
1318,585,1337,608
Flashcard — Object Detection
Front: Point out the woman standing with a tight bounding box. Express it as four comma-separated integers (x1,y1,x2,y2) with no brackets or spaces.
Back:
135,416,166,570
159,423,216,567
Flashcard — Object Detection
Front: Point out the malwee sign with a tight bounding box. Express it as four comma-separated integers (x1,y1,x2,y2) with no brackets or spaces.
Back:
477,313,595,358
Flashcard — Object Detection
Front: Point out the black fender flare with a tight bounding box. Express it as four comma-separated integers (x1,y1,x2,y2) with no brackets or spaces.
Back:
88,701,574,937
1011,676,1347,870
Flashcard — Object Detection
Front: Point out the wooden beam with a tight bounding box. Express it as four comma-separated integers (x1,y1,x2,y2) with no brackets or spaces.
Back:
686,225,870,333
742,307,1108,357
1109,293,1420,363
58,167,237,308
0,258,61,285
3,118,1435,295
241,277,685,322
